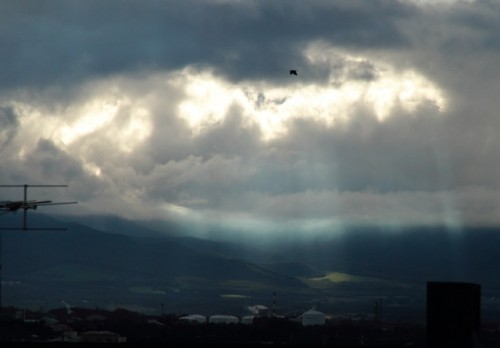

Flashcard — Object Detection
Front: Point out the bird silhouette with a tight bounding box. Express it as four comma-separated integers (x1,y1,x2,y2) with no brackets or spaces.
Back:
289,70,297,76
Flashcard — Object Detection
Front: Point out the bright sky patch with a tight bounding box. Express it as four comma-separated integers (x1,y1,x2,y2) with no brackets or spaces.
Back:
178,50,447,140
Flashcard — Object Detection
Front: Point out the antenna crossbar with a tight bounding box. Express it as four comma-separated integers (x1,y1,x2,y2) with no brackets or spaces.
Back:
0,184,77,230
0,185,69,187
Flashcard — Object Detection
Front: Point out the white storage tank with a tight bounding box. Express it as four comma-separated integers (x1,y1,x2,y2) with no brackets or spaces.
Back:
208,315,239,324
241,315,256,325
179,314,207,323
300,308,325,326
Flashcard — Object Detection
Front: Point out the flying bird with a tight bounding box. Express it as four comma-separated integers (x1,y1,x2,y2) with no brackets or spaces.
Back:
289,70,297,76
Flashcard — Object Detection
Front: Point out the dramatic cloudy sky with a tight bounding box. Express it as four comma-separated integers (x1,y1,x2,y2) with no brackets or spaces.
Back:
1,0,499,232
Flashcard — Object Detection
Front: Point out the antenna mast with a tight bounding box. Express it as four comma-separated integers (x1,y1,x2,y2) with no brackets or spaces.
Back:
0,184,77,230
0,184,77,316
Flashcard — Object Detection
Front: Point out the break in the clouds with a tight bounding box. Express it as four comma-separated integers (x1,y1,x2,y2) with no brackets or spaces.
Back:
1,0,500,232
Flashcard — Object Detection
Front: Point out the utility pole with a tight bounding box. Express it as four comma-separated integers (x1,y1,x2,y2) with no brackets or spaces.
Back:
373,298,382,327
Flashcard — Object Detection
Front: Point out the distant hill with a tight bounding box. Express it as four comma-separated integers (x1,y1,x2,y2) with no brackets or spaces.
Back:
263,226,500,292
53,214,167,238
1,213,314,313
4,213,500,319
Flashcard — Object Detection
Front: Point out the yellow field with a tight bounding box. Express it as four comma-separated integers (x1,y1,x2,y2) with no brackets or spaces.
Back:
309,272,379,283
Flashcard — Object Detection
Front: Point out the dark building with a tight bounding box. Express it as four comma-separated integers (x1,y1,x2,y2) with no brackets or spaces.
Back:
426,281,481,348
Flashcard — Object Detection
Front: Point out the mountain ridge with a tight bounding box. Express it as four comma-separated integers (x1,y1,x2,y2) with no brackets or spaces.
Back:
3,212,500,319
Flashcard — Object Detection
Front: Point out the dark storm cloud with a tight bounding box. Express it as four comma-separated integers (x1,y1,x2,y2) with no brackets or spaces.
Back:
23,140,95,191
437,1,500,52
0,107,19,150
0,0,413,90
10,138,106,202
26,139,84,179
193,107,263,160
2,0,500,227
216,101,446,198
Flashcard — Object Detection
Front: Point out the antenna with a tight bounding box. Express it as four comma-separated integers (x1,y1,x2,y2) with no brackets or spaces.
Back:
0,184,77,230
272,290,276,317
0,184,77,316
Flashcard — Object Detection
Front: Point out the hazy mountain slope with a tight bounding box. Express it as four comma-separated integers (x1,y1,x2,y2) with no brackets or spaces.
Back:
5,213,500,319
54,214,166,238
265,226,500,291
55,214,324,278
2,219,303,287
17,213,500,290
174,236,285,263
1,213,315,314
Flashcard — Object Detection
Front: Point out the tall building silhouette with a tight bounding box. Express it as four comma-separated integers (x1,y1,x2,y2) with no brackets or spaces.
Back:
426,281,481,348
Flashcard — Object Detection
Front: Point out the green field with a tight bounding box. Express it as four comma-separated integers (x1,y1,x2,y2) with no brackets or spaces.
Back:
302,271,409,290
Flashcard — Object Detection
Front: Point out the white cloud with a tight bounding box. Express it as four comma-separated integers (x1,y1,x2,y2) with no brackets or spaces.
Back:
178,47,447,141
1,43,492,230
403,0,476,6
2,0,500,232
